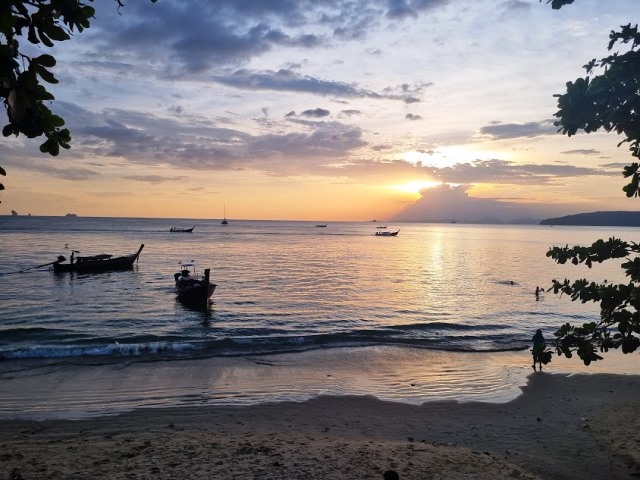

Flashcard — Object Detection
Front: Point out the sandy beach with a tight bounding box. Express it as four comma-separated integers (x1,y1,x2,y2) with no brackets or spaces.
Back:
2,372,640,480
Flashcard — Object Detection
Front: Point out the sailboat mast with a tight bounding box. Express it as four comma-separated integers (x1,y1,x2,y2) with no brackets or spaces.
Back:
221,203,229,225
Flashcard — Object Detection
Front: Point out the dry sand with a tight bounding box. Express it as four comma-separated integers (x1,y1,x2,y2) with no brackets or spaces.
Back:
2,372,639,479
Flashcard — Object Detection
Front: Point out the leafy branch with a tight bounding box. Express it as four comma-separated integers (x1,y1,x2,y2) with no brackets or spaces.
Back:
553,23,640,196
547,238,640,364
0,0,156,198
545,0,640,365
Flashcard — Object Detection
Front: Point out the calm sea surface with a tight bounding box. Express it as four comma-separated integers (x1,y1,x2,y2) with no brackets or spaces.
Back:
0,216,632,360
1,216,637,418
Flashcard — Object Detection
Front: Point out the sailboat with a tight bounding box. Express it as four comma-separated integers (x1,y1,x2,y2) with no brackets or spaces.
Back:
221,204,228,225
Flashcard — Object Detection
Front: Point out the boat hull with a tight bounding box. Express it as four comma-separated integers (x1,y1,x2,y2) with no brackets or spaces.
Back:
176,283,216,303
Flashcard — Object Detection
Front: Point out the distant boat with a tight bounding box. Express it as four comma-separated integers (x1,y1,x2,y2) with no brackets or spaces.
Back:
376,226,387,229
316,224,327,227
221,204,229,225
52,244,144,273
375,230,399,237
170,225,195,232
174,262,216,305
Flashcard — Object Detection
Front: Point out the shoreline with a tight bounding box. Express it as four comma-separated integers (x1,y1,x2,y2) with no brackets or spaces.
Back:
2,372,639,479
2,346,640,421
0,347,535,420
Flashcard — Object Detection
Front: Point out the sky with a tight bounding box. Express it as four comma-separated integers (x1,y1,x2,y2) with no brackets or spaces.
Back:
0,0,637,222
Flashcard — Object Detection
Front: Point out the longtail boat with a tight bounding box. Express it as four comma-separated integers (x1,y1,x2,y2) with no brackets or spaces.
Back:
52,244,144,273
174,262,216,305
170,226,195,232
374,230,400,237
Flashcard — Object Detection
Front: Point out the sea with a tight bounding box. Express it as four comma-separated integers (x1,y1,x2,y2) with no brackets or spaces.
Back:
1,216,638,419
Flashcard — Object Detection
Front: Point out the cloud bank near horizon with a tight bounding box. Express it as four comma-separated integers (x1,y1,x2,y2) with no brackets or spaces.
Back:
390,184,580,223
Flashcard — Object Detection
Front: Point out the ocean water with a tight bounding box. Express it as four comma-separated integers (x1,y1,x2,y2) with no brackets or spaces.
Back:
0,216,637,418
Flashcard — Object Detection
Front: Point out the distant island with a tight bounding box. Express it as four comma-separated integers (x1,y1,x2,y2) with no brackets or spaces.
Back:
65,213,78,217
540,211,640,227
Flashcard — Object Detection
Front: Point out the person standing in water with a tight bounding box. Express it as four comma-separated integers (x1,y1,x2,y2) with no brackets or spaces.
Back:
532,329,546,371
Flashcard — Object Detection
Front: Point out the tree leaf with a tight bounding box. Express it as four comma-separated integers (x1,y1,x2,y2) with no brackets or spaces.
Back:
36,65,59,84
34,54,56,68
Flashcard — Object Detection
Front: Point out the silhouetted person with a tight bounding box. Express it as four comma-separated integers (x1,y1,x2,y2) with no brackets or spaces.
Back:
532,329,546,371
383,470,400,480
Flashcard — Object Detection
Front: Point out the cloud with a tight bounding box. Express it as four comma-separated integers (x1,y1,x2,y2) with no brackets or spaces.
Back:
23,100,618,188
39,102,368,178
5,157,101,181
389,155,622,222
479,120,556,140
123,175,189,185
89,1,328,75
247,121,367,168
433,159,610,185
502,0,531,13
405,113,422,121
387,0,451,20
301,108,331,118
599,162,628,170
4,97,619,193
210,69,423,102
340,109,363,117
85,0,452,78
391,184,571,222
560,149,601,156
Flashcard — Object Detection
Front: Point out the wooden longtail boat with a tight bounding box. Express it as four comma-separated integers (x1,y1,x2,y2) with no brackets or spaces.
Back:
174,263,216,305
170,226,195,232
374,230,400,237
52,244,144,273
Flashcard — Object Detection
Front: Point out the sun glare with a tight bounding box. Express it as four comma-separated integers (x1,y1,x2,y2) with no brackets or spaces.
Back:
392,180,442,195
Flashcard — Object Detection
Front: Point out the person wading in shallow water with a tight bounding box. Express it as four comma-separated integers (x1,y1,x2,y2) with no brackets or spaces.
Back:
531,329,547,371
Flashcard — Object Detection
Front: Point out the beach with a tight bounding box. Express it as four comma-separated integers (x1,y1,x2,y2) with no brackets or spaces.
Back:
2,371,640,479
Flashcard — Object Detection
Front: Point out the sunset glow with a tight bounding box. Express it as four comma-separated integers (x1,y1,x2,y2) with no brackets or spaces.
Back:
0,0,635,222
392,181,443,196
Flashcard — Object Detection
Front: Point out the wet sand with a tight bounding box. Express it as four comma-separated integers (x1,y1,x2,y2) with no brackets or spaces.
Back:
2,372,640,479
7,345,640,422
